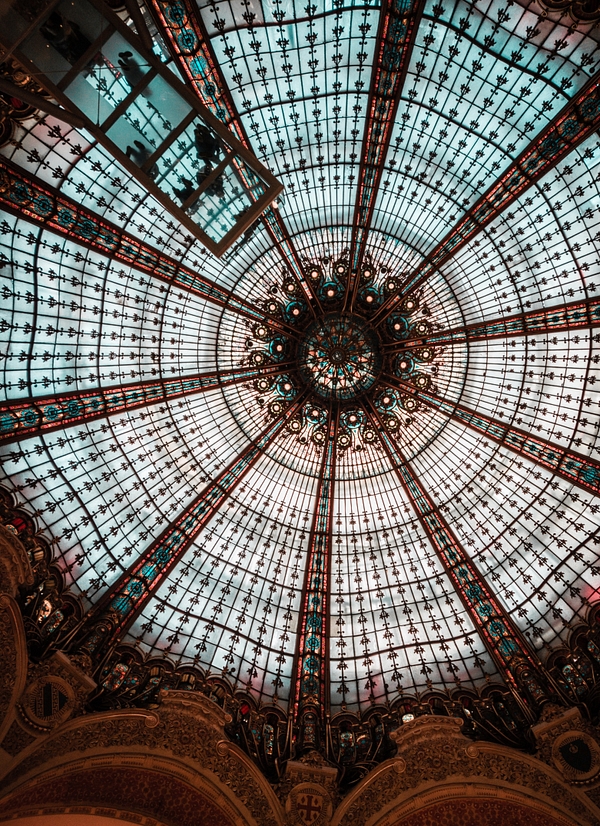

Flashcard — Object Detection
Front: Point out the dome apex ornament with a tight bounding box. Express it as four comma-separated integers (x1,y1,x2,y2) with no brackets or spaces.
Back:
245,258,441,451
297,314,382,402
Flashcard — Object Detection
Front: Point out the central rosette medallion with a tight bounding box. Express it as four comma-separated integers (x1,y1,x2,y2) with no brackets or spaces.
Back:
245,257,443,450
297,314,382,401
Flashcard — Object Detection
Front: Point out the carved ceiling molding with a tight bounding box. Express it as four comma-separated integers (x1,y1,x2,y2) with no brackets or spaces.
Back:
0,761,240,826
0,594,29,747
0,597,597,826
0,695,284,826
0,812,168,826
0,526,33,599
533,706,600,786
331,716,600,826
159,686,233,730
367,794,582,826
0,751,274,826
355,783,581,826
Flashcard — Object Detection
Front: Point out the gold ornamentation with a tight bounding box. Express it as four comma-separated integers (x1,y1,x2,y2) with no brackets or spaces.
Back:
298,750,332,769
216,739,230,756
286,782,333,826
0,525,33,598
0,719,36,757
0,593,29,745
1,703,282,826
144,712,160,728
18,651,96,733
20,676,75,731
160,688,232,728
336,715,598,826
552,730,600,784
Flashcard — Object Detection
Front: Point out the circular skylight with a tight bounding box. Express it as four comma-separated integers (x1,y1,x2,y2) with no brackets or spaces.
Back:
0,0,599,724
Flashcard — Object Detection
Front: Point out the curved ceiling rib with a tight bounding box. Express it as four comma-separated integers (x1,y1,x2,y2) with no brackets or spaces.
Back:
0,362,291,445
74,392,306,652
0,156,299,335
345,0,425,305
364,398,552,710
292,407,338,729
383,375,600,496
384,296,600,350
374,72,600,323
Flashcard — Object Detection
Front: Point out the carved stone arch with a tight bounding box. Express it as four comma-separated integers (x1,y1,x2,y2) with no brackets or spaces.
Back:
0,817,139,826
0,593,29,744
340,782,584,826
0,694,285,826
0,753,257,826
331,716,600,826
332,761,597,826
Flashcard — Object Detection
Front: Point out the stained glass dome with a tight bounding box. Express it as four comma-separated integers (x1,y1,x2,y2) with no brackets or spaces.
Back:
1,0,600,770
297,313,382,401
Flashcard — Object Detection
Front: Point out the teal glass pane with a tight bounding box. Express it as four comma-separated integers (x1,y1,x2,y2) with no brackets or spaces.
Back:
62,32,148,123
3,0,600,720
106,74,191,152
190,157,264,242
157,119,230,202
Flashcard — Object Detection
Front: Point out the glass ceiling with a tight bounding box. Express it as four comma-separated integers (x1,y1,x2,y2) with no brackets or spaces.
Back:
1,0,600,715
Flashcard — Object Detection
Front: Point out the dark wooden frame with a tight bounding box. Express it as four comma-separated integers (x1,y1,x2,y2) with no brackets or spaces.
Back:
1,0,283,256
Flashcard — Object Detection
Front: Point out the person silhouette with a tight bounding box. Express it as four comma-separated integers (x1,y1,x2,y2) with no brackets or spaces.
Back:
173,178,195,203
194,124,221,164
118,51,150,96
196,166,224,198
126,140,158,179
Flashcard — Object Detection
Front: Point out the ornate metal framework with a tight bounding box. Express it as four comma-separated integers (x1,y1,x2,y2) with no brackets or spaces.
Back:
1,0,600,794
1,0,284,255
346,0,425,291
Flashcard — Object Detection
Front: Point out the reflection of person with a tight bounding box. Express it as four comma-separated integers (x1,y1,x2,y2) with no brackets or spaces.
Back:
237,209,259,242
40,12,92,64
192,123,225,197
118,51,150,95
173,169,224,215
126,140,158,179
194,124,221,164
173,178,195,202
197,166,224,198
